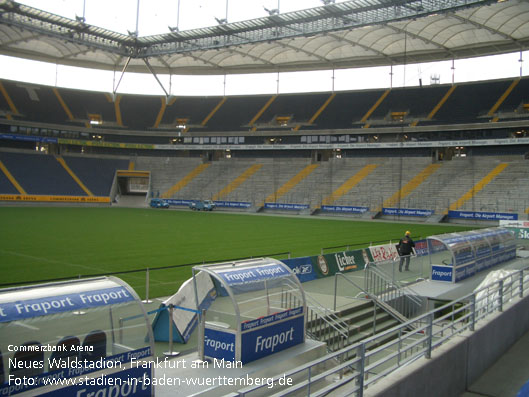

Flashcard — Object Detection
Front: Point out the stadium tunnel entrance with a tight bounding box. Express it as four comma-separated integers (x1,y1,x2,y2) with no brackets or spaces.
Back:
112,170,151,207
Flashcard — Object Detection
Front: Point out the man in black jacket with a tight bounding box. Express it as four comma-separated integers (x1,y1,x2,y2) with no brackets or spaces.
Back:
397,231,415,272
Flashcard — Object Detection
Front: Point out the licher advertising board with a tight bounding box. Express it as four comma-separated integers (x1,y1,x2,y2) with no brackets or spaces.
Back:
311,249,371,277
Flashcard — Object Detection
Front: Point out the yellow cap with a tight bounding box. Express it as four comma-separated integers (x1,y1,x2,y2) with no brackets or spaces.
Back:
405,231,411,235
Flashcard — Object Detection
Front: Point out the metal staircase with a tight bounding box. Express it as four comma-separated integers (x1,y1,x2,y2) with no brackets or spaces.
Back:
364,258,423,320
281,270,421,354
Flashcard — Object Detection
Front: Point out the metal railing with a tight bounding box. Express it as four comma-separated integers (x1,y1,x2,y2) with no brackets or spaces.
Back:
364,258,423,319
236,264,529,397
320,239,425,255
282,282,349,353
334,272,411,334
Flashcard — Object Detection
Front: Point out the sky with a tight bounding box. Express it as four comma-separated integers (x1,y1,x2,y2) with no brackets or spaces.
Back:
16,0,338,35
1,0,527,96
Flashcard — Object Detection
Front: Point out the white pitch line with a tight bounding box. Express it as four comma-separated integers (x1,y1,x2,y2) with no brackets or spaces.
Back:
0,249,103,272
0,249,152,283
14,322,40,331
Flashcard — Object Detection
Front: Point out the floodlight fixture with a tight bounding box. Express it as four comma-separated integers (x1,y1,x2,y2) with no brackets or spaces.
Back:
264,6,279,16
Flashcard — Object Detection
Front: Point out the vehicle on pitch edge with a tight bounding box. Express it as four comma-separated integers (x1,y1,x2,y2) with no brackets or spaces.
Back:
150,198,169,208
189,200,216,211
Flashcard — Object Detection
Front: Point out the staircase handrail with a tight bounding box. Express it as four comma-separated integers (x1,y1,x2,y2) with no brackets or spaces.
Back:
366,258,423,307
334,272,410,326
305,291,349,337
282,280,349,346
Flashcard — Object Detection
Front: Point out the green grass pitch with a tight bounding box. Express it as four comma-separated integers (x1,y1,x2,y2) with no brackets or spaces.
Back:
0,207,475,298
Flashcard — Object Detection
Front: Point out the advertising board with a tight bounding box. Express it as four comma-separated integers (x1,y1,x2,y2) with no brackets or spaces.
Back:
240,313,304,364
214,201,252,208
264,203,309,210
281,257,316,283
499,220,529,240
382,208,434,217
368,244,399,263
321,205,369,214
431,265,453,282
414,239,429,257
204,328,236,362
163,199,193,206
311,249,370,277
448,210,518,221
217,263,290,286
0,195,110,203
0,287,134,323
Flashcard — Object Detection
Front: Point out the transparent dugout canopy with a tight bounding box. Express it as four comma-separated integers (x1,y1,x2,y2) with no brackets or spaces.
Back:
427,227,516,268
0,276,154,384
192,258,306,331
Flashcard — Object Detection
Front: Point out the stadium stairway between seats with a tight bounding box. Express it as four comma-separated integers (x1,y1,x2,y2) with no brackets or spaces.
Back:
371,163,442,219
161,163,210,199
445,163,509,215
320,164,378,207
260,164,319,209
212,164,263,201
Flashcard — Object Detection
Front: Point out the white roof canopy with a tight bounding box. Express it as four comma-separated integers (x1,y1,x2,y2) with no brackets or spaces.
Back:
1,0,528,75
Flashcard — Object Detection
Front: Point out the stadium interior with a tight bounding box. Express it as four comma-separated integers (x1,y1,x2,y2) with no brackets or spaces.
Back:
0,75,528,219
2,0,529,395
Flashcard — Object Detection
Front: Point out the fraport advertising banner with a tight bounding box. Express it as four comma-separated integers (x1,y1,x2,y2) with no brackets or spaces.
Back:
454,262,476,282
163,199,193,206
311,249,371,278
241,307,303,332
204,328,236,362
0,287,134,323
217,264,290,286
241,313,304,364
0,133,58,144
448,210,518,221
162,199,251,208
431,266,453,282
214,201,251,208
1,347,152,396
264,203,309,210
382,208,434,217
204,307,304,364
321,205,369,214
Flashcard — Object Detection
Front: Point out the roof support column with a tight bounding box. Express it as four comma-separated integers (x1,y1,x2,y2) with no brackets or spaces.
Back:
112,56,132,99
144,58,170,98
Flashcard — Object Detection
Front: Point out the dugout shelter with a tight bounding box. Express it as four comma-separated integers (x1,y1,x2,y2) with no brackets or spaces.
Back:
428,227,516,283
0,276,155,396
192,258,306,364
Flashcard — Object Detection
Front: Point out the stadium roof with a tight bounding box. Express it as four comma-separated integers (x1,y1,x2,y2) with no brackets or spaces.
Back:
0,0,528,75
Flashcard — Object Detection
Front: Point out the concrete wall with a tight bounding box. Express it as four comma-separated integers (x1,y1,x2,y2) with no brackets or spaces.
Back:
364,293,529,397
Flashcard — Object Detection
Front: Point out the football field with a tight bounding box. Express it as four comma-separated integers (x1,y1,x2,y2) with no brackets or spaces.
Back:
0,206,475,298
